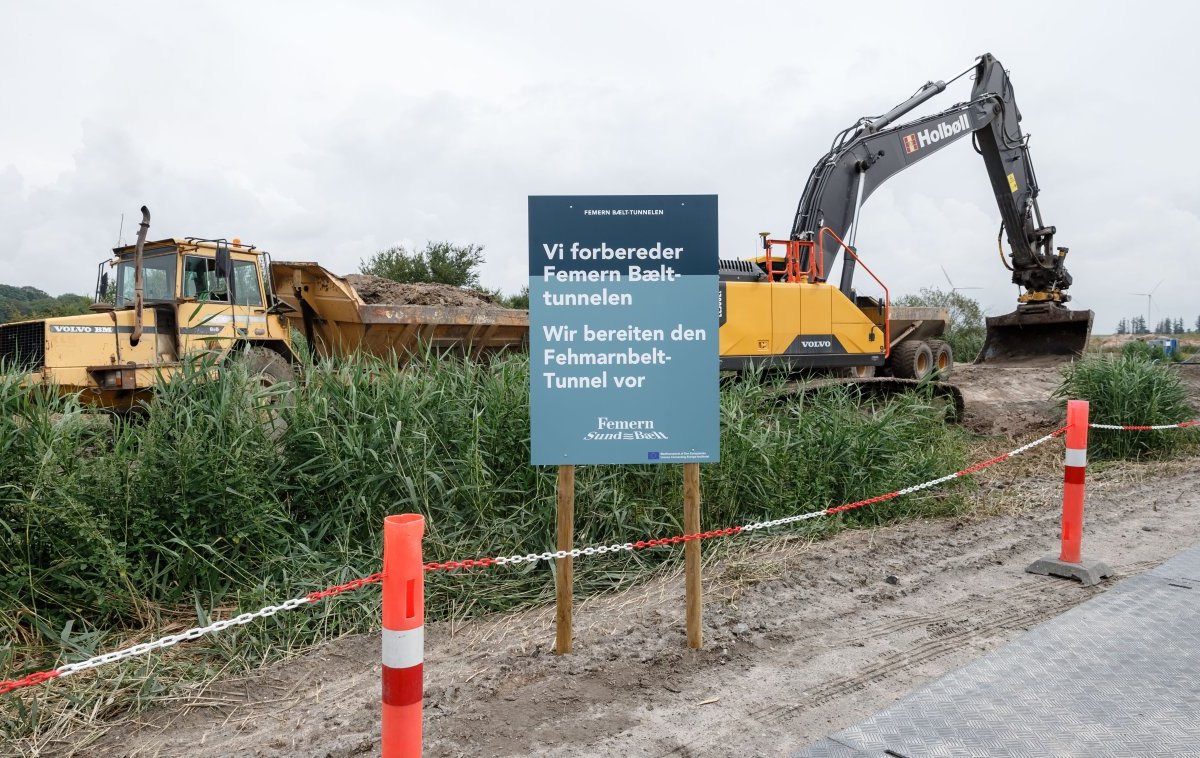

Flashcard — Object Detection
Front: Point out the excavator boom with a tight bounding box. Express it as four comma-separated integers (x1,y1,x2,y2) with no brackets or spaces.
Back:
789,53,1092,365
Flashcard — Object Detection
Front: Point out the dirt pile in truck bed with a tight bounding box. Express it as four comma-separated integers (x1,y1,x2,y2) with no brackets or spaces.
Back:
343,274,511,310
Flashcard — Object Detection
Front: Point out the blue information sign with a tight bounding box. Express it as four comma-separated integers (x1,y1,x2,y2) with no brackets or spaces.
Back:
528,195,719,465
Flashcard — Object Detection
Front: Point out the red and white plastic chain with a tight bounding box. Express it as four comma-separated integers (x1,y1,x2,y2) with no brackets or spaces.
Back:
744,426,1065,528
0,427,1066,696
1089,420,1200,431
0,574,384,696
427,426,1068,569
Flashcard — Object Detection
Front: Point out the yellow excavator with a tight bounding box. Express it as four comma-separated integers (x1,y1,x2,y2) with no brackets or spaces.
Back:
718,53,1092,379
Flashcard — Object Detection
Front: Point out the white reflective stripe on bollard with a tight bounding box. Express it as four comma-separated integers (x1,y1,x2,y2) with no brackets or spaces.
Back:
1065,448,1087,468
382,626,424,670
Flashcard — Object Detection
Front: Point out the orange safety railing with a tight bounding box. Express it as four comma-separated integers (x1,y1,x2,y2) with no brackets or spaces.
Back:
759,229,891,357
817,227,891,357
762,238,821,283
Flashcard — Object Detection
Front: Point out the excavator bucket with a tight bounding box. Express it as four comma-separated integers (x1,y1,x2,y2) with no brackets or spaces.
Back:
976,304,1093,365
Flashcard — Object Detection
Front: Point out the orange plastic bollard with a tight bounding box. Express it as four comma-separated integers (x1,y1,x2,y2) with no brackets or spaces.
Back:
1060,400,1088,564
382,514,425,758
1026,399,1112,586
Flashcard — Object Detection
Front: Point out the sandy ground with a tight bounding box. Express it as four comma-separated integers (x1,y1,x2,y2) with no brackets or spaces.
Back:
953,364,1063,436
52,364,1200,757
954,362,1200,436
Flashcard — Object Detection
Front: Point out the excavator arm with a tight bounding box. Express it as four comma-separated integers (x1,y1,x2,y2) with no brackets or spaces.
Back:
970,53,1070,298
789,53,1090,363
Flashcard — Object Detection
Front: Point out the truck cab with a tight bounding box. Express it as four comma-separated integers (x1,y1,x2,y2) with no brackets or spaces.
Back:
0,237,294,412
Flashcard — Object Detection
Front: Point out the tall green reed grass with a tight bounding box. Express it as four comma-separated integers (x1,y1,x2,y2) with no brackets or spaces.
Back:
1,352,967,715
1055,354,1196,459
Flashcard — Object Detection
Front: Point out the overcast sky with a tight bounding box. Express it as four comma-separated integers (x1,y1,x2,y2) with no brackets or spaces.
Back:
2,1,1196,331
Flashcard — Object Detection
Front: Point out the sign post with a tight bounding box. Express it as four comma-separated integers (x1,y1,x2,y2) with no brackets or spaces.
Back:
555,464,574,654
683,462,702,649
529,195,720,651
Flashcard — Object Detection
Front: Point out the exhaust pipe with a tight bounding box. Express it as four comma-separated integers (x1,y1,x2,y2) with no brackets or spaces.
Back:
976,303,1093,366
131,206,150,345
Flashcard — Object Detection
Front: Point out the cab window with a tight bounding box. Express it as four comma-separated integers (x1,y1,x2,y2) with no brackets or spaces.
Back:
233,260,264,307
183,256,264,306
183,256,228,301
115,253,178,306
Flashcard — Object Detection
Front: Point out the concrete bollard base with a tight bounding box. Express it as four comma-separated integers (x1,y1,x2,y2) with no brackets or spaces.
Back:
1025,555,1114,587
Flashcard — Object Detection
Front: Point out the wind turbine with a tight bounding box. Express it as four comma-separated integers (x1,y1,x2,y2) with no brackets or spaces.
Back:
1129,279,1163,331
941,265,983,296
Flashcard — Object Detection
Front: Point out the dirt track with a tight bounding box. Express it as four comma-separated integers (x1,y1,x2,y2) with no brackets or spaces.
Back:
954,364,1063,436
65,365,1200,757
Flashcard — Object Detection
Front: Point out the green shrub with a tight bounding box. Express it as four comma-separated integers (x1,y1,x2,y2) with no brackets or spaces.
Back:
1055,354,1196,459
0,359,290,630
360,242,486,288
1121,340,1171,363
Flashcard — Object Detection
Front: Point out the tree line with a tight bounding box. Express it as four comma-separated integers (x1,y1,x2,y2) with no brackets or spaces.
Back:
0,284,91,322
2,241,529,325
1115,316,1199,335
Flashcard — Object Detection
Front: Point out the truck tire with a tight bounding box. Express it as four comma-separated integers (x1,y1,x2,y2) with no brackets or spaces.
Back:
840,364,877,379
239,346,295,437
242,345,295,388
889,340,934,380
926,339,953,379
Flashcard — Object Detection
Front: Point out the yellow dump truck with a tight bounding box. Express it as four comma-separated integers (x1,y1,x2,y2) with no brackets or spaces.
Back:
0,208,528,413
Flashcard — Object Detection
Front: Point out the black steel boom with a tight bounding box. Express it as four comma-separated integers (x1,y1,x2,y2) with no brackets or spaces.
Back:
791,53,1071,301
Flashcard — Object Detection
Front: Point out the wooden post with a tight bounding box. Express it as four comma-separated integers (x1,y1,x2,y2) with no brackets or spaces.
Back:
683,462,702,649
555,464,575,655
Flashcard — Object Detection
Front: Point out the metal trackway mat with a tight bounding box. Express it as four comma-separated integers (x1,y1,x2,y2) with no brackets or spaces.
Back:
794,546,1200,758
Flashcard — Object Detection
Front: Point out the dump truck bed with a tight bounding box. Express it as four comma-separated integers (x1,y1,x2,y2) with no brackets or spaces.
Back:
269,262,528,360
887,306,949,346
